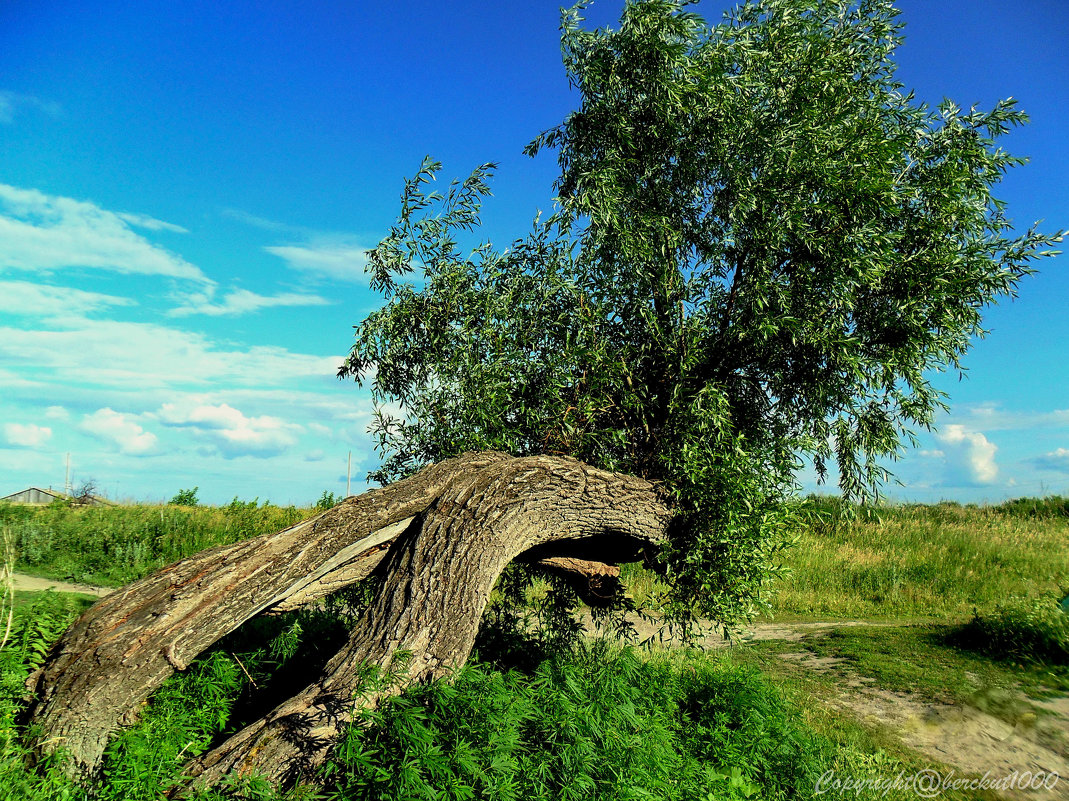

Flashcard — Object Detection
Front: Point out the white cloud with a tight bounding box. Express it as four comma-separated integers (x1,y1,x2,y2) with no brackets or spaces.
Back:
44,406,70,420
0,184,209,283
936,425,999,486
265,243,370,283
0,318,342,390
0,279,135,318
950,403,1069,433
3,422,52,448
0,90,60,124
221,208,302,233
79,408,158,456
158,401,300,458
1031,448,1069,475
168,287,331,317
114,212,188,234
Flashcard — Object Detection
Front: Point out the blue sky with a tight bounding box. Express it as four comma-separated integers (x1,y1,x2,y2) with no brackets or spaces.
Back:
0,0,1066,506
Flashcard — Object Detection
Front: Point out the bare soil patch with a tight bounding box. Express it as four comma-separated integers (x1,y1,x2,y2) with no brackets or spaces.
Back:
766,634,1069,801
11,573,113,597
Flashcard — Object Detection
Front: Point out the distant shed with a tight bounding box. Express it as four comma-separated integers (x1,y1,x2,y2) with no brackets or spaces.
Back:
0,487,69,505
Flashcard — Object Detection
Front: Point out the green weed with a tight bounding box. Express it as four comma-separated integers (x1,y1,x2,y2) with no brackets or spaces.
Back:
953,593,1069,666
330,642,828,800
751,499,1068,621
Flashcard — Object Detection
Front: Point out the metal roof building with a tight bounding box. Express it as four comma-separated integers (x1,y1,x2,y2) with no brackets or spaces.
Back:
0,487,109,506
0,487,69,505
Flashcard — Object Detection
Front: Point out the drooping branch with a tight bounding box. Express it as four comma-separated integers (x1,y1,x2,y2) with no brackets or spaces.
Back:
523,556,623,606
25,453,671,794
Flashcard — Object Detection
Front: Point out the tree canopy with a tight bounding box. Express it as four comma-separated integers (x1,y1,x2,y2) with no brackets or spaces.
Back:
342,0,1062,627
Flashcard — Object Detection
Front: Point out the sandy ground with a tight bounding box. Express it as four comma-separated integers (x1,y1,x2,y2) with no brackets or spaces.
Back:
779,650,1069,801
11,572,113,597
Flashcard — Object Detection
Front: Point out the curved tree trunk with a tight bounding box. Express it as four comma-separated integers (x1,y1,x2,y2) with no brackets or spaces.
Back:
25,453,671,793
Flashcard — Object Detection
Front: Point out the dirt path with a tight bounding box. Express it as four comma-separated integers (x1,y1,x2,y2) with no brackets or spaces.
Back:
776,646,1069,801
11,572,113,597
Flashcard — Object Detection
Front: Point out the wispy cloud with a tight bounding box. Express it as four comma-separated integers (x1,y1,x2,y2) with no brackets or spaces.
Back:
168,287,331,317
0,90,60,124
79,408,158,456
3,422,52,448
0,184,209,283
158,401,300,458
114,212,188,234
0,280,135,319
936,425,999,486
1030,448,1069,475
223,208,374,284
265,242,370,283
220,208,304,234
0,318,342,390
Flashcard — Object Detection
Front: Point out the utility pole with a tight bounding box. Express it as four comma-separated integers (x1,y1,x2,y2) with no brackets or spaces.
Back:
64,453,71,497
346,450,352,497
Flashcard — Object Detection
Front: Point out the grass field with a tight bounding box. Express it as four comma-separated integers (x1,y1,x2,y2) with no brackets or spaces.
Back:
620,497,1069,624
0,499,307,587
770,498,1069,621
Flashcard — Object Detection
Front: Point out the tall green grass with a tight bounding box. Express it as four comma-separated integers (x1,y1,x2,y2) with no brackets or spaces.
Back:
616,496,1069,623
952,593,1069,666
6,493,1066,622
0,500,307,587
763,498,1069,621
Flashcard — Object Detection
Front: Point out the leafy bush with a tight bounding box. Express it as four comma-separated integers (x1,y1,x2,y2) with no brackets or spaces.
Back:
315,491,339,512
994,495,1069,520
954,594,1069,665
170,487,200,506
0,581,946,801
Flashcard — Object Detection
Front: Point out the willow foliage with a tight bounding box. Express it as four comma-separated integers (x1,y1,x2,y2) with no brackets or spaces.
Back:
343,0,1062,627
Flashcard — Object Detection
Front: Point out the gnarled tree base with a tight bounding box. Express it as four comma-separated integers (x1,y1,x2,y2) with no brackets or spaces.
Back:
25,453,671,792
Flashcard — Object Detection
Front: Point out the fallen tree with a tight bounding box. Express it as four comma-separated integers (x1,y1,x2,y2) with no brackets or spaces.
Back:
25,453,670,791
26,0,1061,793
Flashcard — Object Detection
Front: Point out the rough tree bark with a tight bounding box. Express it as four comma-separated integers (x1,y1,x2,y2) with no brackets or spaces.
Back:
25,453,671,793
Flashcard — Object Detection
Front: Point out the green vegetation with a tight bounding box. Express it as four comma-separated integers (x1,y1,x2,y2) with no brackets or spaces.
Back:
335,644,830,800
0,500,306,587
1,494,1065,798
621,497,1069,623
5,493,1066,626
170,488,201,507
2,583,1035,800
769,499,1069,620
315,491,340,512
0,591,858,800
954,593,1069,667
